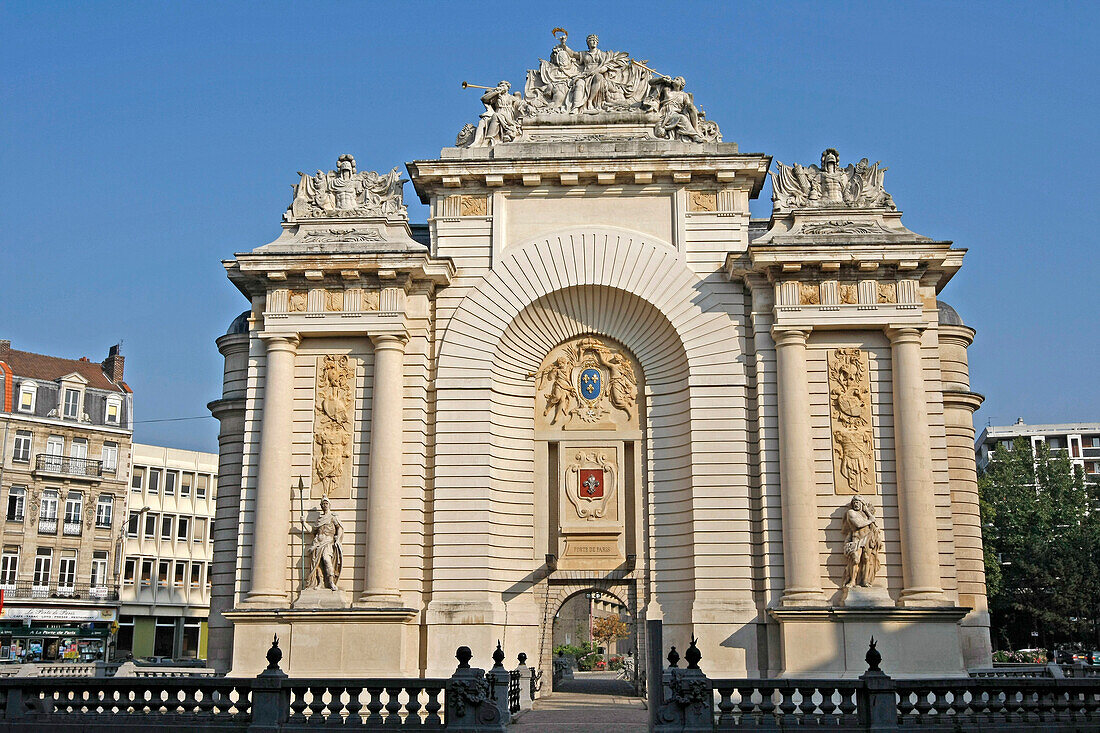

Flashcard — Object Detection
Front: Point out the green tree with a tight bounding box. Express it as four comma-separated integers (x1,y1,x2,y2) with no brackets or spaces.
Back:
980,438,1100,651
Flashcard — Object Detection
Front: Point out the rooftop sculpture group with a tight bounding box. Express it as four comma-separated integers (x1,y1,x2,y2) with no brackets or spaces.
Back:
286,154,407,221
771,148,896,212
457,28,720,147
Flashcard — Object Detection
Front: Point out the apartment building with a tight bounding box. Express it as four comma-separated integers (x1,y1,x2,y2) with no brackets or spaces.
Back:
976,418,1100,479
117,443,216,660
0,340,132,662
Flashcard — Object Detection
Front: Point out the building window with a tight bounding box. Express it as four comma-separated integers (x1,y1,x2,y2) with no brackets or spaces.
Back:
70,438,87,460
160,515,173,541
0,548,19,588
140,559,153,587
63,388,81,419
95,495,113,528
193,517,206,544
123,558,137,585
148,469,161,495
177,516,190,542
18,382,37,413
44,435,64,471
158,559,170,587
181,619,202,659
32,548,52,591
173,561,186,587
39,490,59,535
165,470,177,496
196,474,208,499
180,473,192,498
105,396,121,425
12,431,32,463
6,487,25,522
101,442,118,474
63,492,83,535
143,513,157,539
154,617,175,658
116,616,134,656
90,551,108,594
127,511,140,537
190,562,202,589
131,466,144,493
58,553,76,595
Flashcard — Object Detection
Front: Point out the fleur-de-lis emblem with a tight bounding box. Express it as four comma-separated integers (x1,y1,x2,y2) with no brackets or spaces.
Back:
583,474,601,496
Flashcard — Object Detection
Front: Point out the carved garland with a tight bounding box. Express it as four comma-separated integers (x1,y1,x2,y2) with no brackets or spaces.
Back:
828,348,876,495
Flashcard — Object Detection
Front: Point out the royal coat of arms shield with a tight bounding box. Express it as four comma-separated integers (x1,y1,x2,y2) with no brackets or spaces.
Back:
579,468,604,498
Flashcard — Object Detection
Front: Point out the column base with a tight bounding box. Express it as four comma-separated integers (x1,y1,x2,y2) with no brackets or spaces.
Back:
243,590,289,608
897,587,949,608
357,591,404,608
779,588,828,607
839,585,893,608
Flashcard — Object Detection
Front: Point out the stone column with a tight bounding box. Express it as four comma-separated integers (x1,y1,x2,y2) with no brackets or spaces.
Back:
246,334,299,606
772,328,826,606
359,333,407,607
887,327,945,606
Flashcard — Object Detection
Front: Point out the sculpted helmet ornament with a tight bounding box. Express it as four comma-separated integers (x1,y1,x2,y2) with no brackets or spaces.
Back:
457,28,721,147
286,155,407,221
771,149,897,212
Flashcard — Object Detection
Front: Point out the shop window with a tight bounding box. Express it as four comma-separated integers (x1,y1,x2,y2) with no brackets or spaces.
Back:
116,616,134,656
6,486,25,522
154,618,175,658
180,620,201,659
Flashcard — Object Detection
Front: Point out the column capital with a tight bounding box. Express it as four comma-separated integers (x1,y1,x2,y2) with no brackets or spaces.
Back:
260,334,300,352
884,326,924,344
369,333,408,349
771,327,811,347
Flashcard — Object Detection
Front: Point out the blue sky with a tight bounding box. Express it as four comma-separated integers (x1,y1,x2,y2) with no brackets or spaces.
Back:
2,1,1096,452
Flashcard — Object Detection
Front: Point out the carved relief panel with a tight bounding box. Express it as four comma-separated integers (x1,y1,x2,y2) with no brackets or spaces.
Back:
828,348,876,495
312,354,355,499
557,444,625,569
531,335,640,433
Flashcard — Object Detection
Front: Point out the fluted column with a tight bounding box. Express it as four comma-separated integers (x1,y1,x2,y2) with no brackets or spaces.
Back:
246,335,299,606
887,327,946,606
773,328,826,606
359,333,407,607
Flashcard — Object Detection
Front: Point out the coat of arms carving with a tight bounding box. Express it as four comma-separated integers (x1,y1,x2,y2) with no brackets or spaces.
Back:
565,451,616,521
828,348,876,495
530,336,638,430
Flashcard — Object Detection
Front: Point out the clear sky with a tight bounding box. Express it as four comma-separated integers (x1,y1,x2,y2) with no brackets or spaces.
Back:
2,1,1096,452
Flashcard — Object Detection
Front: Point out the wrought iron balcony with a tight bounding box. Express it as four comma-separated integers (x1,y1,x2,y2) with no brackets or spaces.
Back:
35,454,102,479
63,521,82,536
37,517,58,535
1,579,118,601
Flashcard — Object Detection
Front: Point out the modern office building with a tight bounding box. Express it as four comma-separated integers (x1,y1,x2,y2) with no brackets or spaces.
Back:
976,419,1100,479
116,443,216,660
0,340,132,662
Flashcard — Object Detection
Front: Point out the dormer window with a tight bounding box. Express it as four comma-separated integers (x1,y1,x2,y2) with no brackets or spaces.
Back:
106,396,122,425
63,388,81,419
18,383,36,413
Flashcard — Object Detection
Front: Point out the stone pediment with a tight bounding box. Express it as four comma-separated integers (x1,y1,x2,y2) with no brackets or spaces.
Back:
454,29,721,148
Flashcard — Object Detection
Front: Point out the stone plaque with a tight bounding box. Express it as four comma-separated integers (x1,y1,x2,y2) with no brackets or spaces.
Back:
312,355,355,499
828,348,876,495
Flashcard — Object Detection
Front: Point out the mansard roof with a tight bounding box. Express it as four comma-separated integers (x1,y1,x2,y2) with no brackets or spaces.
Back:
0,345,126,392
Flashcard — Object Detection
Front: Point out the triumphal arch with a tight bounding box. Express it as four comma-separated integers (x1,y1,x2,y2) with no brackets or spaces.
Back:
208,30,990,680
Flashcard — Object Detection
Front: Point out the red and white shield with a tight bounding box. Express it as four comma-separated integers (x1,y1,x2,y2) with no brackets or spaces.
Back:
579,469,604,498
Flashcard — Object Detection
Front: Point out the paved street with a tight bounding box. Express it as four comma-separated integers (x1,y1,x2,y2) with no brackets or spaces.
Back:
512,671,648,731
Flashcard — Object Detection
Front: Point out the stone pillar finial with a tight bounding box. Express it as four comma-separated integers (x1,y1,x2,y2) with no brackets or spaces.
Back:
456,646,473,669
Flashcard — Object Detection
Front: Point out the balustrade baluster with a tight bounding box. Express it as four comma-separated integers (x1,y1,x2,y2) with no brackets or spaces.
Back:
383,685,403,726
405,685,423,726
307,684,327,723
345,684,365,724
931,686,949,716
365,685,385,724
326,685,347,726
423,686,443,726
758,683,777,719
817,685,837,720
797,685,817,717
715,683,734,725
288,685,309,722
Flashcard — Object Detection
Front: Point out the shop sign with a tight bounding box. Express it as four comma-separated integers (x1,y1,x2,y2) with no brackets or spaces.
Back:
0,607,117,622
